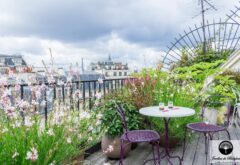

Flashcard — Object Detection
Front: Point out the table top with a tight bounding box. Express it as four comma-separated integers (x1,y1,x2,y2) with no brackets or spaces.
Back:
139,106,195,118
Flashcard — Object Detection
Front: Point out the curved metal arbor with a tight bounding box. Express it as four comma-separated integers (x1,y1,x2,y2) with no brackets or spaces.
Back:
162,21,240,70
226,1,240,24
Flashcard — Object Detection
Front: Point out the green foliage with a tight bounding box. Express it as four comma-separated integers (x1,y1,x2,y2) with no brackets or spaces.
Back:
173,60,224,84
96,92,142,137
0,109,102,165
221,70,240,84
175,46,232,68
205,74,237,108
128,69,201,141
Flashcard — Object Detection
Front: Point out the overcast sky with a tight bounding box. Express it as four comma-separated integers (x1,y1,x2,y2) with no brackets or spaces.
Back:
0,0,237,70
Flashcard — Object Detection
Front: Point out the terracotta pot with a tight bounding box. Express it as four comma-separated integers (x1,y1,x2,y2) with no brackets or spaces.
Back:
204,108,218,125
101,134,131,159
159,136,180,148
71,154,84,165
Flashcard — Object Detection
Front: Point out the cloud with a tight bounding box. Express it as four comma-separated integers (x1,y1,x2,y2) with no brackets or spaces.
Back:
0,0,237,69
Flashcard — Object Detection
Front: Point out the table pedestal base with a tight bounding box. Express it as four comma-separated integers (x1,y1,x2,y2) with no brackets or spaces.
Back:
161,118,182,165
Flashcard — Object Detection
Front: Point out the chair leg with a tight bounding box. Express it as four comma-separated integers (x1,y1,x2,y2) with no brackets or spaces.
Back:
225,130,231,140
204,133,208,155
182,127,188,160
119,139,124,165
156,142,161,165
152,143,157,165
232,106,237,125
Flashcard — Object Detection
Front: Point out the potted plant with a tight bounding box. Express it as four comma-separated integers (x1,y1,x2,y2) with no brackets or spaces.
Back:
96,98,141,159
203,75,236,124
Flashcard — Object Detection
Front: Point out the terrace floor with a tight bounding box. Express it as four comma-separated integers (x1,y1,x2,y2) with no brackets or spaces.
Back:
86,124,240,165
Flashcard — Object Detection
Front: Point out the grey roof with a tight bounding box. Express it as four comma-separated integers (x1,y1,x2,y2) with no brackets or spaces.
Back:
0,54,27,67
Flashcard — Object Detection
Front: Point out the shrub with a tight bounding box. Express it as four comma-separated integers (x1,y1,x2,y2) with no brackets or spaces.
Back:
95,92,142,137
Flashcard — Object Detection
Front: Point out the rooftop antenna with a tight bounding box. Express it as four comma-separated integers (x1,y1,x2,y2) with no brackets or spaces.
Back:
49,48,54,69
194,0,217,54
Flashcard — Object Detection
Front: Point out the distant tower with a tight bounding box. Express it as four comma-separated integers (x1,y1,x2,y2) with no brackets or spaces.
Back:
108,54,112,61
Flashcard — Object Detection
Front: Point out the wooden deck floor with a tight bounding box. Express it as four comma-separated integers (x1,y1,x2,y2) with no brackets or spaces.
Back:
86,125,240,165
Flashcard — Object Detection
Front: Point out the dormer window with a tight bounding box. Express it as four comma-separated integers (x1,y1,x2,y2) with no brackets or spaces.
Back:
13,58,22,64
0,58,5,63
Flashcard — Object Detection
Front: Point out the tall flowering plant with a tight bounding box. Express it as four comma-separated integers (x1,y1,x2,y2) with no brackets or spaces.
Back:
0,78,104,165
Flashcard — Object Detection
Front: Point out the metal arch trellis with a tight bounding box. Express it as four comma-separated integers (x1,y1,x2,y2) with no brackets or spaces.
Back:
225,1,240,24
162,21,240,70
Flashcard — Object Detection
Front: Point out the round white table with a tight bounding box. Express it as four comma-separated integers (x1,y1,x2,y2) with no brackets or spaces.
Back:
139,106,195,165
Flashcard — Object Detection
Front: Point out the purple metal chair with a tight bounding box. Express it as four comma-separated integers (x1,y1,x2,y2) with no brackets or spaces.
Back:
114,102,161,165
182,101,231,160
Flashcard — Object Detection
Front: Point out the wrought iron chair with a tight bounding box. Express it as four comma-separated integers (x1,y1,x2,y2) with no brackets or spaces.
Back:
114,102,161,165
182,99,231,160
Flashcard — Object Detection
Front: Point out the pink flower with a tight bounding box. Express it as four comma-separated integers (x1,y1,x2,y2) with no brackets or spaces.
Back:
26,147,38,161
95,92,102,99
98,78,103,84
5,106,17,118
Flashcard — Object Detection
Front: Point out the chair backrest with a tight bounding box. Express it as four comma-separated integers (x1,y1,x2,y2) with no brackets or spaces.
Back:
113,101,129,133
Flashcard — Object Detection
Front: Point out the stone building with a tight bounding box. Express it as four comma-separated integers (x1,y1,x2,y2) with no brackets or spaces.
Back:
90,55,130,79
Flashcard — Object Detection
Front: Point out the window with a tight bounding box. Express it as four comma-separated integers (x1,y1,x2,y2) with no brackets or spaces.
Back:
119,72,122,76
114,72,117,76
124,72,127,76
0,58,5,63
13,58,22,64
105,72,109,76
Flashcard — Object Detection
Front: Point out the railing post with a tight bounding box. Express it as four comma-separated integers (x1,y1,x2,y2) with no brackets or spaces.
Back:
88,81,92,110
44,88,48,125
103,80,106,97
93,81,96,101
20,85,25,122
70,82,73,110
53,84,56,100
83,82,85,110
62,84,65,104
77,81,80,111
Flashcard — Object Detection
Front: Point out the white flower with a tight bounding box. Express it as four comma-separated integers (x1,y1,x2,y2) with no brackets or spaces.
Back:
79,111,90,119
5,106,17,118
77,134,82,139
95,92,102,99
3,89,12,96
98,78,103,84
26,147,38,161
46,129,54,136
88,126,94,132
12,121,21,128
49,161,56,165
31,100,39,106
97,113,103,119
96,120,101,125
24,117,34,127
66,137,72,144
2,128,8,133
88,137,93,142
12,151,19,159
103,163,111,165
18,100,30,110
103,145,114,154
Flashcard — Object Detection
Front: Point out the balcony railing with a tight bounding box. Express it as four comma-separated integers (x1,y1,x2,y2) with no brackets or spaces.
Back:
2,78,132,122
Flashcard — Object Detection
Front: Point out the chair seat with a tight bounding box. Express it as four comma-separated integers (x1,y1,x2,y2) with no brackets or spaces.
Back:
121,130,160,142
187,122,225,132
